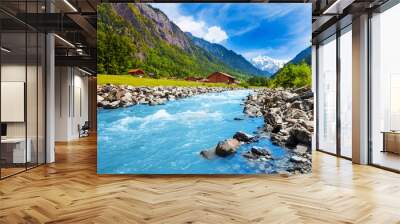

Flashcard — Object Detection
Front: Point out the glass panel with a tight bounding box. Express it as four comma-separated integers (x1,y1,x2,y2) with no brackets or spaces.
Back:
1,30,27,177
0,1,46,178
317,35,337,154
340,27,352,158
27,31,38,169
371,4,400,171
38,32,45,165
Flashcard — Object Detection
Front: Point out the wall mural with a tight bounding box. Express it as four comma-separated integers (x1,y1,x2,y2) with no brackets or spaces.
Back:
97,3,313,175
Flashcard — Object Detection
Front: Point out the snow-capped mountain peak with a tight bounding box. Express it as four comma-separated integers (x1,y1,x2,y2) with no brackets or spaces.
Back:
250,56,287,74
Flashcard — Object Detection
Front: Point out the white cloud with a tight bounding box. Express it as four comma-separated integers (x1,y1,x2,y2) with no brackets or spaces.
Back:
150,3,228,43
204,26,228,43
175,16,206,37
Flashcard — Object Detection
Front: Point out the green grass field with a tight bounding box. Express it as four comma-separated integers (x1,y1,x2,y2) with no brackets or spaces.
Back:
97,75,239,87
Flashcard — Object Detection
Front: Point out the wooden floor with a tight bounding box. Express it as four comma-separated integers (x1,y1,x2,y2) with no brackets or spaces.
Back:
372,150,400,171
1,136,400,224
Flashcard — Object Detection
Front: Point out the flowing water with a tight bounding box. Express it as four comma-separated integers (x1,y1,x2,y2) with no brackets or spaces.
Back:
97,90,289,174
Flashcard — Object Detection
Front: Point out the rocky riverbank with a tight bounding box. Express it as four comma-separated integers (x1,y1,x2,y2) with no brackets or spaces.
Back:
244,87,313,174
97,84,234,109
243,87,314,149
200,87,314,175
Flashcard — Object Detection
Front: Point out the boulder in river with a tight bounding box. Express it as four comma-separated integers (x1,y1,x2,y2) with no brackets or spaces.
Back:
215,138,240,157
250,146,272,157
233,131,254,142
200,148,216,160
242,146,272,160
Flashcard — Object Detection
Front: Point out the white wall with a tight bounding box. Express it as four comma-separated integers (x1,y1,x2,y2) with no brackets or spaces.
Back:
1,64,26,139
54,66,89,141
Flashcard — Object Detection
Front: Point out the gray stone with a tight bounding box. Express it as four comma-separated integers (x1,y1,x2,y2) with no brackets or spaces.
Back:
215,138,240,157
200,148,216,160
233,131,254,142
290,155,308,163
250,146,272,157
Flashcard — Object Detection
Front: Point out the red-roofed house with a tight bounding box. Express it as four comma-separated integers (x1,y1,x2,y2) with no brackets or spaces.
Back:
128,69,145,77
207,72,236,84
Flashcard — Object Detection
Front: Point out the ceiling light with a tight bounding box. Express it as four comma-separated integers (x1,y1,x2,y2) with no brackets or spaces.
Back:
1,47,11,53
78,67,92,76
63,0,78,12
54,34,75,48
322,0,355,15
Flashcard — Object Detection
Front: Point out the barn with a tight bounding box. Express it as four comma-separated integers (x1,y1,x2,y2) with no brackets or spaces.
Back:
128,69,145,77
207,72,236,84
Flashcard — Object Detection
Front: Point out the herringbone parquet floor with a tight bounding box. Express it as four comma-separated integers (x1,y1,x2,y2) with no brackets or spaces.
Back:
1,135,400,224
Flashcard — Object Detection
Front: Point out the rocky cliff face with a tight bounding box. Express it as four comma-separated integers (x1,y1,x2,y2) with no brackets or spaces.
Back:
112,3,193,50
188,33,270,77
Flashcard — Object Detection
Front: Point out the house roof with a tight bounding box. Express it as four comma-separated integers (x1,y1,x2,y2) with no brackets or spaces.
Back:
128,69,145,74
208,72,235,79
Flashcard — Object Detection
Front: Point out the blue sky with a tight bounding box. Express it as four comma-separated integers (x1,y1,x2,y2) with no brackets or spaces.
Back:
150,3,311,61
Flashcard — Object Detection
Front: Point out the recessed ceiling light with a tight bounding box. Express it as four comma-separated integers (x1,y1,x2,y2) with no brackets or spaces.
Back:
1,47,11,53
78,67,92,76
63,0,78,12
54,34,75,48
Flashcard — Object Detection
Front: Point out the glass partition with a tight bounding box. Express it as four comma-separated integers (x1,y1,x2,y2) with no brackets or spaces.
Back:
317,35,337,154
1,30,28,177
38,32,46,165
0,1,46,179
339,26,352,158
370,3,400,171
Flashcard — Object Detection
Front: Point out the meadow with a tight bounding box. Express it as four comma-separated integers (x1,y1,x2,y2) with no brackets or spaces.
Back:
97,75,240,87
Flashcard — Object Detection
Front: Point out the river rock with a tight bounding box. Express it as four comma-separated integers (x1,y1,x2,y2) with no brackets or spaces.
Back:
290,155,308,163
233,131,254,142
103,100,120,109
286,124,312,148
200,148,216,160
250,146,272,157
98,85,235,109
242,146,272,160
215,139,240,157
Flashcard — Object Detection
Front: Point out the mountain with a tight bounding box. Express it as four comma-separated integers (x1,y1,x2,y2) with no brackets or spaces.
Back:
288,47,311,65
187,33,271,77
97,3,253,80
250,56,286,74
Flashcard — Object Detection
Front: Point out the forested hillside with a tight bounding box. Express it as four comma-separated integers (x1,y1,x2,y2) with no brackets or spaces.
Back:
268,62,311,88
97,3,251,80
